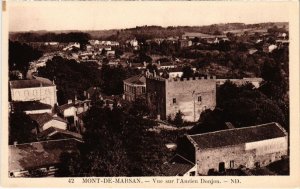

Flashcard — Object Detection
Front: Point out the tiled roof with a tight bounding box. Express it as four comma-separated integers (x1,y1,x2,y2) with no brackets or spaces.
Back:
162,154,195,176
188,122,287,149
124,75,146,85
37,127,83,141
9,139,80,172
57,103,75,112
10,79,54,89
28,113,53,127
11,101,52,111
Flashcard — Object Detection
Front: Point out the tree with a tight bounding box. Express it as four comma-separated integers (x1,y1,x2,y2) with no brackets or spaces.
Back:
38,56,102,104
57,104,167,176
9,112,38,144
181,65,194,79
173,111,184,127
9,40,42,77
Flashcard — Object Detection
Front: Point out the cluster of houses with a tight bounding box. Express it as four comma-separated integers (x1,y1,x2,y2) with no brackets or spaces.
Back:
8,75,99,177
9,27,289,177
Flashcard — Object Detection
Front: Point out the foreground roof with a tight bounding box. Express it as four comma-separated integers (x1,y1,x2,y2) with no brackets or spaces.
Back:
124,75,146,85
10,78,54,89
9,139,80,172
187,122,287,149
162,154,195,176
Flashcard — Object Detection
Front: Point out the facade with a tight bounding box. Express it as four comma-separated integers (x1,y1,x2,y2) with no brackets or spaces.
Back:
9,78,57,107
146,75,216,122
182,122,288,175
123,75,146,102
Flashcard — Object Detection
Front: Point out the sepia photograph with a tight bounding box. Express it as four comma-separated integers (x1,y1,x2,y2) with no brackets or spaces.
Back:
1,0,300,187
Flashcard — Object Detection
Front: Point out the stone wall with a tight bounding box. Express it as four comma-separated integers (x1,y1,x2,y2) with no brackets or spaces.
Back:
146,76,167,119
166,77,216,122
195,136,288,175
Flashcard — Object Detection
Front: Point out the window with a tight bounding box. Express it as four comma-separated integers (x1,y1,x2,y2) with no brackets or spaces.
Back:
198,96,202,102
230,160,235,168
189,171,195,176
173,98,176,104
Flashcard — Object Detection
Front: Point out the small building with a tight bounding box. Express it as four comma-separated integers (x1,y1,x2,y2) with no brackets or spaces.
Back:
9,138,81,177
179,122,288,175
10,101,52,115
123,75,146,102
57,99,91,132
28,113,67,132
9,77,57,107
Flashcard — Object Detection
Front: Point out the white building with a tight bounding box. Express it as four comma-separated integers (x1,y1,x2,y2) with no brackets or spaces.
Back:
9,77,57,107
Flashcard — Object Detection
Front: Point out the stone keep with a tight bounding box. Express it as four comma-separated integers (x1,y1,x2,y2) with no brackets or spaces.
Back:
146,75,216,122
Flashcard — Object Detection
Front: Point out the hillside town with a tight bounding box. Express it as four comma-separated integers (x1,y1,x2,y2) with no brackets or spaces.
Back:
8,23,289,177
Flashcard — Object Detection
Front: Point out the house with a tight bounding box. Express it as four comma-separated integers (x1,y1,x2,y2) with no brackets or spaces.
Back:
178,39,193,48
146,74,216,122
216,78,263,88
9,138,81,177
123,75,146,101
37,127,83,141
10,101,52,115
177,122,288,175
106,50,115,56
28,113,67,132
159,67,183,79
157,62,177,70
63,42,80,51
57,99,91,132
9,77,57,107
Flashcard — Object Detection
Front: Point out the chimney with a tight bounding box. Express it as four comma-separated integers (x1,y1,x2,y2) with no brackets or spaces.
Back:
68,99,72,104
225,122,235,129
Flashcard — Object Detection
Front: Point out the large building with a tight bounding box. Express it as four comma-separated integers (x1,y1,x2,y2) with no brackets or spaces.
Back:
123,75,146,102
9,77,57,107
146,75,216,122
176,122,288,175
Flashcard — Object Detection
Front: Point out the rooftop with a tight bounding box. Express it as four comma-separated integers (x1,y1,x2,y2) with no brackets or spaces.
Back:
37,127,83,141
9,138,80,172
124,74,146,85
10,78,54,89
188,122,287,149
11,101,52,111
28,113,66,128
162,154,195,176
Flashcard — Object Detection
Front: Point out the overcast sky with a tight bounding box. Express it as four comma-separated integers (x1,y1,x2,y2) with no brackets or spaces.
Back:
9,1,290,32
